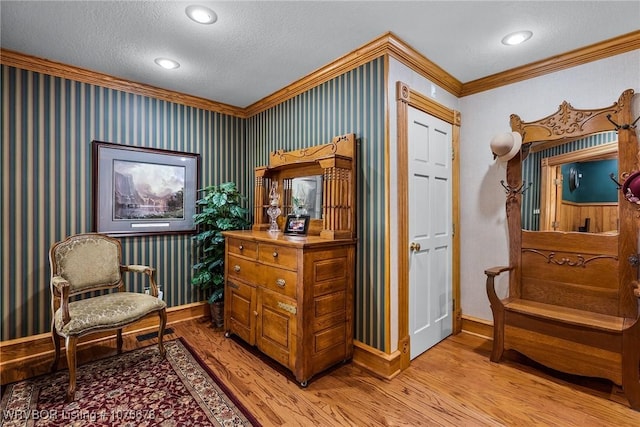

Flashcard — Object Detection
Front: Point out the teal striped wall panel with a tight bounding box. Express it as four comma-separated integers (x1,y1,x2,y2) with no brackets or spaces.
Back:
245,58,386,350
521,131,618,230
1,65,246,340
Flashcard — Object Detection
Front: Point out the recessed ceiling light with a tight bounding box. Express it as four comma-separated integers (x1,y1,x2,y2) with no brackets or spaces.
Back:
501,30,533,46
154,57,180,70
185,5,217,25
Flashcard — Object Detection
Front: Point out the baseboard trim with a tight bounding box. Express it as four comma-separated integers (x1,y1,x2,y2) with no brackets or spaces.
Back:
460,315,493,340
2,307,494,385
0,302,208,385
352,340,402,380
352,318,493,380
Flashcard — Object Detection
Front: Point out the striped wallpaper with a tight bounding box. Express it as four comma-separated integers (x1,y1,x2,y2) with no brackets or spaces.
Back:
1,65,246,340
1,57,388,350
246,58,387,349
521,131,618,230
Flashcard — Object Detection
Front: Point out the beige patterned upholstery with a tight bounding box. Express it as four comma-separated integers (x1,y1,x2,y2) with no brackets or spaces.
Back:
52,235,121,293
53,292,167,337
49,233,167,402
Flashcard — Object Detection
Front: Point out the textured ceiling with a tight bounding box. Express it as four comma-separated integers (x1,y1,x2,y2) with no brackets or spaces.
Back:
1,1,639,108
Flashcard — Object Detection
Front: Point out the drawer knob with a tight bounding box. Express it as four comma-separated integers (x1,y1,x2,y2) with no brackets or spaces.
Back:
239,244,244,251
276,278,286,288
272,251,279,258
234,265,241,273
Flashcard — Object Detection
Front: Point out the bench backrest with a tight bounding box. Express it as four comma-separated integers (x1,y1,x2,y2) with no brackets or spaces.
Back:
506,89,638,321
520,230,619,316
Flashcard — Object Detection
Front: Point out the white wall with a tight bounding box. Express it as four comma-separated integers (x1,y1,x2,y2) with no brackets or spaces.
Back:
459,50,640,322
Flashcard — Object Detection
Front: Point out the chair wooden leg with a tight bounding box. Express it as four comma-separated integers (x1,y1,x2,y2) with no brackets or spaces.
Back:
65,336,78,402
50,326,61,373
158,308,167,357
116,329,123,353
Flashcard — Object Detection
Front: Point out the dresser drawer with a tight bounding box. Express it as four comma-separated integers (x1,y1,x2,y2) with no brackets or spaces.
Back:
261,266,298,299
227,255,261,284
227,238,258,259
259,243,298,270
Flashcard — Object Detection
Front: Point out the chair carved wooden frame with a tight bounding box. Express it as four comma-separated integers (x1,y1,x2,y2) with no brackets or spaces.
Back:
49,233,167,402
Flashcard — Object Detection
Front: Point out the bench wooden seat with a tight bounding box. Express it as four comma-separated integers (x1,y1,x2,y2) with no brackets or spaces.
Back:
504,299,626,332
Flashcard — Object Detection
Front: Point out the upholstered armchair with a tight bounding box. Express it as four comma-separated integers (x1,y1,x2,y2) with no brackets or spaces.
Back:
49,233,167,402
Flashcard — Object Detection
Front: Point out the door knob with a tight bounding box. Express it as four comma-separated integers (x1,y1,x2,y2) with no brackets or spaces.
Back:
410,242,421,251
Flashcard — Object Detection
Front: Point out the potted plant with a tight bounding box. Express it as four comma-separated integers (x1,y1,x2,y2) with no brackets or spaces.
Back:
191,181,250,327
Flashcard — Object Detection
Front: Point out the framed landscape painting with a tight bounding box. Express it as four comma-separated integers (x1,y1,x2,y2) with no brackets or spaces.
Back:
93,141,200,237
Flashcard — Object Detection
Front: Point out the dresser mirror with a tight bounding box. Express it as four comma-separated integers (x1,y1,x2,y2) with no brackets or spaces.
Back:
287,175,323,219
521,132,619,232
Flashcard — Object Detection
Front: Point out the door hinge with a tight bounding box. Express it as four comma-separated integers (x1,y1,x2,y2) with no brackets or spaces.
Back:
452,148,455,161
452,223,456,237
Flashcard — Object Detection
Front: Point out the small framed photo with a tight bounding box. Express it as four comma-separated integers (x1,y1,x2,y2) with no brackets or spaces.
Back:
284,215,310,235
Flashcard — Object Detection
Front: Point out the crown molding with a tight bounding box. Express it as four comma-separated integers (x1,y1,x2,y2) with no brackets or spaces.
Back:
244,32,463,116
3,30,638,117
385,33,463,96
0,49,246,118
243,32,391,117
460,30,640,97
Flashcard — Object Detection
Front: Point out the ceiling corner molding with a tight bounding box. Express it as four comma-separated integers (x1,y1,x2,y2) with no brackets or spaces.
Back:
244,32,394,117
0,49,246,118
384,33,463,97
245,32,463,117
460,30,640,97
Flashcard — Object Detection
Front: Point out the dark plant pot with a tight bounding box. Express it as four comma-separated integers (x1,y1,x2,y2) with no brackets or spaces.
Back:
210,301,224,328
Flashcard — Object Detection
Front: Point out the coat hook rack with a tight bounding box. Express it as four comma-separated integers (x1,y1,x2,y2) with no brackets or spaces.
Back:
500,180,532,195
609,173,622,189
606,114,640,130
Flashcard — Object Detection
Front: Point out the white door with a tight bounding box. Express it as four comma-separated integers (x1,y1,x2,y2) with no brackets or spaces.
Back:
408,106,453,359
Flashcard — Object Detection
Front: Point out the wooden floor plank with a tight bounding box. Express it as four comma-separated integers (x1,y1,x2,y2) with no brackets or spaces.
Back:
3,318,639,426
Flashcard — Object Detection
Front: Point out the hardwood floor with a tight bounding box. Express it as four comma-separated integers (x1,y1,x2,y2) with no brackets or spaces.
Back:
169,319,639,426
5,318,639,426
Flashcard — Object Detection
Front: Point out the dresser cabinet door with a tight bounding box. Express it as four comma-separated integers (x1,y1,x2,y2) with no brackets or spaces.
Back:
256,288,297,371
225,280,256,345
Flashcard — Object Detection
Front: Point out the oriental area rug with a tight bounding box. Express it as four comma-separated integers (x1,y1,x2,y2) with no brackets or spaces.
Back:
0,338,259,426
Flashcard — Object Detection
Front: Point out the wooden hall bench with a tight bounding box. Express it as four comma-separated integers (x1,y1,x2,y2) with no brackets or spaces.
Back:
485,89,640,410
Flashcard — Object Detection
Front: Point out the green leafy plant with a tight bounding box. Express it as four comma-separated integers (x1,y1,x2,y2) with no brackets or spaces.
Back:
191,182,250,303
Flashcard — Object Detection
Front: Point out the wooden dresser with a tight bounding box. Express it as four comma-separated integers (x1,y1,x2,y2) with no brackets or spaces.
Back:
223,134,358,386
223,231,355,386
